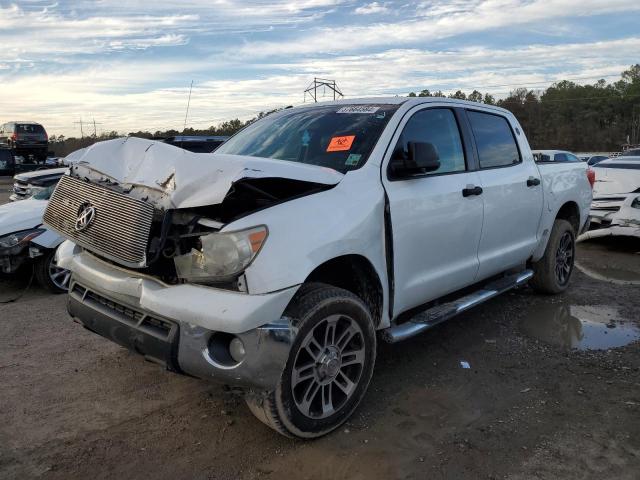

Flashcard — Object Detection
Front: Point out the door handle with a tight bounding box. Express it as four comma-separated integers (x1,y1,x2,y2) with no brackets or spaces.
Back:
527,177,541,187
462,185,483,197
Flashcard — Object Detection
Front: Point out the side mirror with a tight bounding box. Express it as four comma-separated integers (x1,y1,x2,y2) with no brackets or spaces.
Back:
389,141,440,178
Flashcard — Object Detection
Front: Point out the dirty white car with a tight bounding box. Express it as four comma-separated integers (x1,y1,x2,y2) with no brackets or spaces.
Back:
582,157,640,239
10,167,67,201
44,98,592,438
0,186,69,292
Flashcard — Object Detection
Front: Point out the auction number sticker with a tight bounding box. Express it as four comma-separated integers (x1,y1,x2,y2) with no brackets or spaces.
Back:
327,135,355,152
336,106,380,114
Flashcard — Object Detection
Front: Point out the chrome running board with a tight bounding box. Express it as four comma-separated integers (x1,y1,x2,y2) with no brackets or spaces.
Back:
381,270,534,343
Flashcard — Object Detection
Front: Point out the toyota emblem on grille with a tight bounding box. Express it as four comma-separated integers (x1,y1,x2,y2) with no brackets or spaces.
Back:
75,203,96,232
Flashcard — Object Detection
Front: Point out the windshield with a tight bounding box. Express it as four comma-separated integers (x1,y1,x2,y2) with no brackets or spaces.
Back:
17,124,45,134
216,104,400,173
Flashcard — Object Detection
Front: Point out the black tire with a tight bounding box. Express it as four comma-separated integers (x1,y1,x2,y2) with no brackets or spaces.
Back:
245,283,377,438
530,219,575,294
34,249,70,294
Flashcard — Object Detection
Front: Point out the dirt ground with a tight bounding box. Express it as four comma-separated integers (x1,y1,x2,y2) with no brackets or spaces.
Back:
1,176,639,479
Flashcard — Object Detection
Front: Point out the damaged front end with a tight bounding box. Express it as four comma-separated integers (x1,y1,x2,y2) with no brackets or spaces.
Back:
582,192,640,241
43,137,343,388
46,137,342,290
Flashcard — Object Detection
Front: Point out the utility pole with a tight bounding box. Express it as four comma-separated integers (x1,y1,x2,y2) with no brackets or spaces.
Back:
73,119,85,138
183,80,194,133
304,78,343,103
91,118,103,137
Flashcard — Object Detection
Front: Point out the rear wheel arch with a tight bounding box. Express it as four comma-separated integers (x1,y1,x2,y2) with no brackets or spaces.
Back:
555,201,580,233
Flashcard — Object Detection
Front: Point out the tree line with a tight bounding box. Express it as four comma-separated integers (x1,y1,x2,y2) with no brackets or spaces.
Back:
407,64,640,152
49,64,640,156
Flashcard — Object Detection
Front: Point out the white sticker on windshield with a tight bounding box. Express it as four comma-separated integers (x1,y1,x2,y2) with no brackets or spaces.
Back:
337,106,380,114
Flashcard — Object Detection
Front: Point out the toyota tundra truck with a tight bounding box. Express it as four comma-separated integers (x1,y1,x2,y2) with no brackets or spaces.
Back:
44,98,593,438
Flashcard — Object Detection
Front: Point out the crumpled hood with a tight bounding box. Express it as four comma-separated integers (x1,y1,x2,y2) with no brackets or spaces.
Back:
0,198,47,237
67,137,344,209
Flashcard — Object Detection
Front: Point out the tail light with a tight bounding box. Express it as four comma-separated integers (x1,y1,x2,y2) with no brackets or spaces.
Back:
10,133,17,141
586,168,595,189
45,132,48,141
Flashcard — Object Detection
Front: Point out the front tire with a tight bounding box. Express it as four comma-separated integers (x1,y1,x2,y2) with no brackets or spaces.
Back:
35,249,70,294
530,219,575,294
246,284,376,438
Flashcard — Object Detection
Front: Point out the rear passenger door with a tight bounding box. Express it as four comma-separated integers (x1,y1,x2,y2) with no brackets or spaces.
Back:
383,106,484,316
466,110,543,280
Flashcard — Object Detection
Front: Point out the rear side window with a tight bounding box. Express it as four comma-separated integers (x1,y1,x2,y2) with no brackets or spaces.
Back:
467,111,521,168
393,108,466,175
17,124,45,134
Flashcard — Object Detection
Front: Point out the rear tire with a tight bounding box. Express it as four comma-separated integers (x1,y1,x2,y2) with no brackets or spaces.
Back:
245,284,376,438
530,219,575,294
35,249,70,294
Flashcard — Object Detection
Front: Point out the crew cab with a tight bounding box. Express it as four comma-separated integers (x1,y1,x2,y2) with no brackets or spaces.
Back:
44,98,592,438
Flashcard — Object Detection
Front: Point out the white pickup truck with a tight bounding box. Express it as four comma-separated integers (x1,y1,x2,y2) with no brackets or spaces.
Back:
44,98,592,438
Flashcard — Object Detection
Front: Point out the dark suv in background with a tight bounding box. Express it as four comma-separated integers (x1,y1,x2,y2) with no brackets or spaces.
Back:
0,121,49,162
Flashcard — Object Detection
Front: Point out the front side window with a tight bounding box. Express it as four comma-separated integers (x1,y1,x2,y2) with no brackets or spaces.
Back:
467,111,521,168
393,108,466,175
216,104,400,174
554,153,568,162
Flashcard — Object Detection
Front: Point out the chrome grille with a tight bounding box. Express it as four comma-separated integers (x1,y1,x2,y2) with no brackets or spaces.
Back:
43,175,155,267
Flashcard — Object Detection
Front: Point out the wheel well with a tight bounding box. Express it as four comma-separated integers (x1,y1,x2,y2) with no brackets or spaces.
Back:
556,201,580,233
304,255,383,327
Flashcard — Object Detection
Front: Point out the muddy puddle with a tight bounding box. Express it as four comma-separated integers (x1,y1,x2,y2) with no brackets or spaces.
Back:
575,261,640,285
520,304,640,350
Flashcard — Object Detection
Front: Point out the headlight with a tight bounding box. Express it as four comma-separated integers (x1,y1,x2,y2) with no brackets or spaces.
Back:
173,225,268,282
631,197,640,209
0,229,45,248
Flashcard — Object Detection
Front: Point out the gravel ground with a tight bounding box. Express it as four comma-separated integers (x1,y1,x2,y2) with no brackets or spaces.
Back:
1,175,639,479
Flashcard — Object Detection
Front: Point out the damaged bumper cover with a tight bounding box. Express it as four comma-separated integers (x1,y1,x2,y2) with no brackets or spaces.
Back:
582,193,640,240
58,241,299,390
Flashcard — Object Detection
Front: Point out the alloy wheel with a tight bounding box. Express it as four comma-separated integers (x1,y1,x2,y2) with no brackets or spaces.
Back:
291,314,366,419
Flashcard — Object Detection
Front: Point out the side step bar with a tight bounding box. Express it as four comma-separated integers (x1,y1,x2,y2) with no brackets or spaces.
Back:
381,270,533,343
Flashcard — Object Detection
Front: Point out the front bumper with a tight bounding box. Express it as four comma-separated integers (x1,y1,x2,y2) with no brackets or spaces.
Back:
0,244,30,273
58,243,299,390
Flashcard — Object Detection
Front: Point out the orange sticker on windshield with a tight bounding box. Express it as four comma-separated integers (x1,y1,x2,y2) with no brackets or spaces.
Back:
327,135,355,152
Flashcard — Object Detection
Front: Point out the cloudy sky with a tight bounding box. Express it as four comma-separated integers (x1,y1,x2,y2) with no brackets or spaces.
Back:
1,1,638,137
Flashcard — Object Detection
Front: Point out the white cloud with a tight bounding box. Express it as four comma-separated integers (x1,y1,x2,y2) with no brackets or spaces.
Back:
236,0,640,57
355,2,389,14
1,36,636,137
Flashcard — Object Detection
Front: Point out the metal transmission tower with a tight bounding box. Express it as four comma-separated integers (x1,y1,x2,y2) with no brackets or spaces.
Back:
304,78,343,103
73,118,102,138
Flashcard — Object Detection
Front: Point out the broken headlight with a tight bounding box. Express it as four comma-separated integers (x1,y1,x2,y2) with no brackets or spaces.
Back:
0,228,45,249
173,226,268,282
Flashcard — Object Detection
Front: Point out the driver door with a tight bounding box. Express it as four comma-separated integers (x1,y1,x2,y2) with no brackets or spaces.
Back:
382,106,484,317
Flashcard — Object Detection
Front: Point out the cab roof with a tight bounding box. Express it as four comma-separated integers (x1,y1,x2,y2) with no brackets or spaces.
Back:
292,96,512,115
